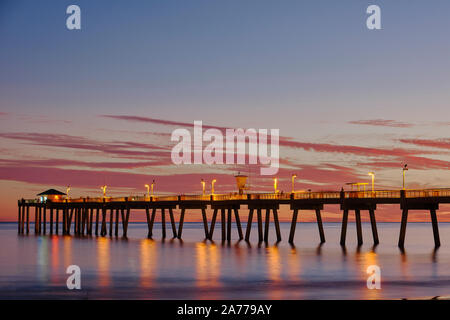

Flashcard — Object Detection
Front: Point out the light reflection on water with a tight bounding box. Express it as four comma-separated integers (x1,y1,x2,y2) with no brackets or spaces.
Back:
2,222,450,299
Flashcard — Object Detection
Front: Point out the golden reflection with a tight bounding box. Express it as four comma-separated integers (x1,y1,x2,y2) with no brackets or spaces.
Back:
361,250,381,299
37,237,49,282
400,249,411,280
140,239,157,288
287,247,301,281
266,246,281,281
97,237,110,287
62,236,72,267
266,245,282,299
50,236,59,284
196,242,220,293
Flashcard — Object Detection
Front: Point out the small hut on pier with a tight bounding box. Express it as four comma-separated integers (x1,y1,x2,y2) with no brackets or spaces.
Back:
37,189,66,202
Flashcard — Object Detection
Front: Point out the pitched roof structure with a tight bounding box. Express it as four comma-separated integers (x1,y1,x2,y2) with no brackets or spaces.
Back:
36,189,66,196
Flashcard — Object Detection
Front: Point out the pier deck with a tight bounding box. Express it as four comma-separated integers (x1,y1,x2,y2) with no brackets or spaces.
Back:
17,188,450,247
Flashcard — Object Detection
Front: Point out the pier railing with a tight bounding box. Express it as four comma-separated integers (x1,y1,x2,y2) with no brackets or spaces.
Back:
23,188,450,204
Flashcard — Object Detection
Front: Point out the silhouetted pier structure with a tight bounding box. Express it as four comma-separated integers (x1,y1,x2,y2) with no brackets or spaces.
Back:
17,188,450,247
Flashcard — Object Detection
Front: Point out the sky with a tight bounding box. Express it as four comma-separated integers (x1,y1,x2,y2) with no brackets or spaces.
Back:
1,0,450,222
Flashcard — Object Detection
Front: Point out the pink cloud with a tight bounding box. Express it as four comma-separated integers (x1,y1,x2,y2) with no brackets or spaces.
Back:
349,119,414,128
400,138,450,150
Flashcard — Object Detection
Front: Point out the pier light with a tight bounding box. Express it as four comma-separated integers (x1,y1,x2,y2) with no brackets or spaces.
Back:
291,174,297,193
402,164,408,190
368,172,375,192
101,185,107,197
66,186,71,199
211,179,217,195
201,179,206,195
145,184,150,198
273,178,279,194
151,180,155,196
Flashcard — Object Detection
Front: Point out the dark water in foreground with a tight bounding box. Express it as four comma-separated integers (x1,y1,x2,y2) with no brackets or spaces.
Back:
1,222,450,299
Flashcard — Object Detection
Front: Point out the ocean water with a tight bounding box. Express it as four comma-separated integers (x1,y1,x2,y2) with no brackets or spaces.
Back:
1,222,450,299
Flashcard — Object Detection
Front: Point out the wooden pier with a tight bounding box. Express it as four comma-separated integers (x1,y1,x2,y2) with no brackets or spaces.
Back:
17,188,450,247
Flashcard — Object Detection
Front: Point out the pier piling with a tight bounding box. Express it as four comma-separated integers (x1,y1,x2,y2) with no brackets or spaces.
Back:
16,187,450,247
244,208,254,241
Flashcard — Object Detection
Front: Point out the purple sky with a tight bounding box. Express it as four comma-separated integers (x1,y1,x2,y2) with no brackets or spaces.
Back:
1,1,450,221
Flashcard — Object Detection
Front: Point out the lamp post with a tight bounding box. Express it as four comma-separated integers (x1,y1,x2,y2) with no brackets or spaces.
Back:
291,174,297,193
201,179,206,195
145,184,150,199
402,164,408,190
66,186,71,199
151,180,155,196
101,185,107,198
211,179,216,195
273,178,278,194
368,172,375,192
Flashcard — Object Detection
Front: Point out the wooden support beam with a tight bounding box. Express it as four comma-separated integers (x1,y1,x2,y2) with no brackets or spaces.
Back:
43,206,46,235
50,208,54,235
221,209,226,242
369,209,379,245
123,208,130,238
74,208,78,235
264,208,270,242
161,208,167,238
95,208,100,236
209,208,218,240
273,208,281,242
62,207,66,235
245,208,254,241
227,208,232,241
288,208,299,244
257,208,263,242
398,208,408,248
78,207,82,235
234,208,243,240
340,209,349,246
115,208,119,237
145,207,151,238
177,208,186,239
34,206,37,234
63,207,70,234
201,208,209,239
89,208,94,235
26,206,29,234
21,205,25,234
120,209,125,236
148,208,156,238
22,205,26,234
34,206,38,234
109,209,113,236
315,209,326,243
101,207,107,236
38,206,42,234
355,209,363,246
169,208,177,238
18,204,22,234
82,207,87,236
430,208,440,247
55,209,59,235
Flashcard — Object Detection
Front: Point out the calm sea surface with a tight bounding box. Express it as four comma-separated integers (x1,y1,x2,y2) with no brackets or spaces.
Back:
1,222,450,299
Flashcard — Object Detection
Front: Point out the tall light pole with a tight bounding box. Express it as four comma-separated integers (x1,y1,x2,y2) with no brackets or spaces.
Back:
101,185,107,198
151,180,155,196
273,178,278,193
201,179,206,195
211,179,216,195
145,184,150,199
291,174,297,193
66,186,71,199
368,172,375,192
402,164,408,190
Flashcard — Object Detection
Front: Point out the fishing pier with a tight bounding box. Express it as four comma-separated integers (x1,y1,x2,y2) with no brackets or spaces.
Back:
17,188,450,248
